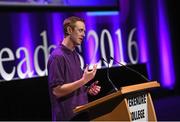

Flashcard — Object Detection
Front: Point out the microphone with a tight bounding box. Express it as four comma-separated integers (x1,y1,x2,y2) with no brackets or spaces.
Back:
101,58,118,92
109,56,150,82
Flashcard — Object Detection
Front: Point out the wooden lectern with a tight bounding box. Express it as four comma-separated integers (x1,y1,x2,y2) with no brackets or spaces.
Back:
73,81,160,121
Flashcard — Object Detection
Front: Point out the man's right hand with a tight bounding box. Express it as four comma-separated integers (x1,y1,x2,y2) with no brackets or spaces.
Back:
82,64,97,84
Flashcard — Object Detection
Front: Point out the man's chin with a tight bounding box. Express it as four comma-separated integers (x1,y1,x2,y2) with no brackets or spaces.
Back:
76,41,82,45
73,41,81,46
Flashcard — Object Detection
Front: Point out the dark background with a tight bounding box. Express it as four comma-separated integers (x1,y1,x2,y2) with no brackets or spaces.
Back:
167,0,180,94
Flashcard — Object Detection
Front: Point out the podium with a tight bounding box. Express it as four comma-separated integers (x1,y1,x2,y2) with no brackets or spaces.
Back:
73,81,160,121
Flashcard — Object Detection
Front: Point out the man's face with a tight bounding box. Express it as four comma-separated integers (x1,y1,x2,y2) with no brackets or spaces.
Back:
70,21,86,45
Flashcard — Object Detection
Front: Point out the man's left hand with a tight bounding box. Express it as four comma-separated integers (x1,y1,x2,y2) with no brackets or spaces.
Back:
87,81,101,96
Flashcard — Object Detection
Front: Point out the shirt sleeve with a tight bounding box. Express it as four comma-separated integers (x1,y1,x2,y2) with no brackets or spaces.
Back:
48,55,65,89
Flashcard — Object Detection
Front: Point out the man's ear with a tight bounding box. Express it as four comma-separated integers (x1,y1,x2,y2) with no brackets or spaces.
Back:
67,26,72,34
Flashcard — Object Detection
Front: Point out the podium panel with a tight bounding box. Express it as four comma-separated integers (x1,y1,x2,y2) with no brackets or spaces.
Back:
127,92,148,121
88,95,131,120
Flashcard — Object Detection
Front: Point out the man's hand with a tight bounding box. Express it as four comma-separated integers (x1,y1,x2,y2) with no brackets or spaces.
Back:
87,81,101,96
82,64,97,84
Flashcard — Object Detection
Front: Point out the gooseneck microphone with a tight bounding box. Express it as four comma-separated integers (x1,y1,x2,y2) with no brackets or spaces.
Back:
101,58,118,92
109,56,150,82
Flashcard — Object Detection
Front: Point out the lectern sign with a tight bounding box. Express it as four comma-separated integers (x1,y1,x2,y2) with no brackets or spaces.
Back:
128,93,148,121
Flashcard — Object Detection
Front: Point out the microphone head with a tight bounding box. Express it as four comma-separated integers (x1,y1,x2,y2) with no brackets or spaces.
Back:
109,56,114,60
100,57,105,61
101,57,109,63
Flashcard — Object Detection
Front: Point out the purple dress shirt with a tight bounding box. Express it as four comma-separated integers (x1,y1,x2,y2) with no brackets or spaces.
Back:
47,44,88,121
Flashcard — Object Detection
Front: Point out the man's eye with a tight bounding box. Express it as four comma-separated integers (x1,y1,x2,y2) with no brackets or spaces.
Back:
79,29,83,32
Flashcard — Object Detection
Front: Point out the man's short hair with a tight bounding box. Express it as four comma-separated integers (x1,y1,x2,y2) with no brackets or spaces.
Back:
63,16,85,37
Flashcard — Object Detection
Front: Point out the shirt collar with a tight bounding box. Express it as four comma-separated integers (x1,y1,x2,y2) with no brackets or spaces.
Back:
60,44,76,54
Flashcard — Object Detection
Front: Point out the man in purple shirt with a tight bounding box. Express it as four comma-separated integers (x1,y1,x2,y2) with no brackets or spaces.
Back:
48,16,101,121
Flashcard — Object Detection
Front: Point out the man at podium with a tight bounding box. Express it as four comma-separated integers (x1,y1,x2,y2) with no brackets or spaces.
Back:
47,16,101,121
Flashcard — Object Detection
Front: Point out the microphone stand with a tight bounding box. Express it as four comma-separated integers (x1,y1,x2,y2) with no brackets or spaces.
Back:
101,58,118,92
